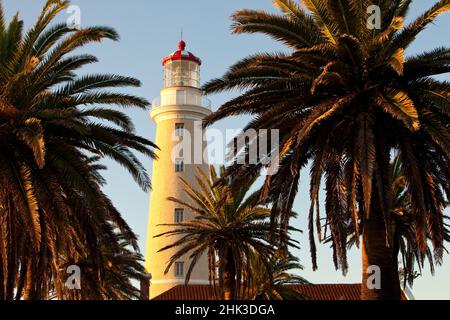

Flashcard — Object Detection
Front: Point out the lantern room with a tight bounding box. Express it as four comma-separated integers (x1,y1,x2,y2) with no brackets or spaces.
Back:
162,40,201,88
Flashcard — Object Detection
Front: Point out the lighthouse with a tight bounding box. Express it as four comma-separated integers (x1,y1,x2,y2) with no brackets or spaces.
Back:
145,40,211,299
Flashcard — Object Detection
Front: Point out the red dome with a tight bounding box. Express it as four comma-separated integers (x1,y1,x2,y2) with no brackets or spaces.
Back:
162,40,202,66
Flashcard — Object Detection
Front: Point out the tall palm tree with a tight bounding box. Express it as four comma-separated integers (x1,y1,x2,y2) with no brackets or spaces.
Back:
202,0,450,299
248,250,308,300
155,166,299,300
0,0,156,299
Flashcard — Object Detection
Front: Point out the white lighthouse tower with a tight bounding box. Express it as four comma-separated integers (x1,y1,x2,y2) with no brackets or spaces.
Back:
145,40,211,299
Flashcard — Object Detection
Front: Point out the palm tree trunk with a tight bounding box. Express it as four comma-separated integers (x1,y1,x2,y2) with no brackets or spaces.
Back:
222,250,236,300
361,206,401,300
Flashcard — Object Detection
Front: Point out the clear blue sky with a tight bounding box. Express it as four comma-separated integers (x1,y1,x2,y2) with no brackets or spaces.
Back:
4,0,449,299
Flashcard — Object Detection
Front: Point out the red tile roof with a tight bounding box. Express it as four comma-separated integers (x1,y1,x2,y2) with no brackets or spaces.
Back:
153,284,364,300
293,284,361,300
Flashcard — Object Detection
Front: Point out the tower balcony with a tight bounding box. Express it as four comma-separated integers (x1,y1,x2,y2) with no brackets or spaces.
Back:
151,90,212,110
150,88,212,123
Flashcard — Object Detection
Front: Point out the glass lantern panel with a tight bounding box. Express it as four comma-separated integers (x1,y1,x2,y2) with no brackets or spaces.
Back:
163,60,200,88
179,61,191,86
163,63,172,87
171,61,181,86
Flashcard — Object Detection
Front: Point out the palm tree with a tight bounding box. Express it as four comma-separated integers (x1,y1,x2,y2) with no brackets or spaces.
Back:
202,0,450,299
248,250,308,300
0,0,156,299
155,166,299,300
389,155,449,287
343,154,450,288
51,234,147,300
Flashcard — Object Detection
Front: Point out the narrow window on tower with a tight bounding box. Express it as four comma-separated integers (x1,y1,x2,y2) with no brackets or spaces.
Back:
175,123,184,137
175,262,184,277
175,159,184,172
174,208,184,223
